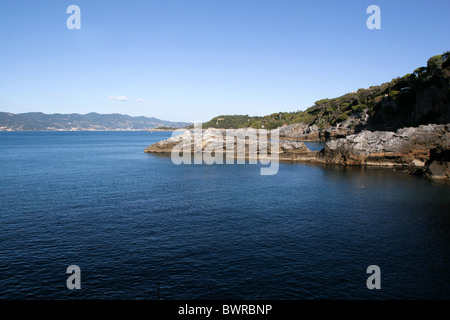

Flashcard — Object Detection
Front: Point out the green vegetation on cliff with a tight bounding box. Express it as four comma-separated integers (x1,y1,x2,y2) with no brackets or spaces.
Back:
202,51,450,130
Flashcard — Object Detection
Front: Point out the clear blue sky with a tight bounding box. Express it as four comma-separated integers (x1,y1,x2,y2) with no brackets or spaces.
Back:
0,0,449,122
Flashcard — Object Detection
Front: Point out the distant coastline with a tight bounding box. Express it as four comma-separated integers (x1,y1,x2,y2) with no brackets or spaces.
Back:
0,128,176,132
0,112,192,132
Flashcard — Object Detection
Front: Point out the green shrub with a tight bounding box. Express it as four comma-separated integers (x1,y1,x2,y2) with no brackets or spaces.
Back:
389,90,399,98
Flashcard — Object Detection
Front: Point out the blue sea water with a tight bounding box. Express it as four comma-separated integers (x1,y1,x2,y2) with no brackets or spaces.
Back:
0,131,449,299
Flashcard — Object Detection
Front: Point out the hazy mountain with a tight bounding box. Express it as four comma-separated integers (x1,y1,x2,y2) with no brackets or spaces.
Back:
0,112,192,131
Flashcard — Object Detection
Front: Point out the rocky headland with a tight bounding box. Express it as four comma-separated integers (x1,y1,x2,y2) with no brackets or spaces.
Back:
145,124,450,180
145,128,319,162
146,52,450,180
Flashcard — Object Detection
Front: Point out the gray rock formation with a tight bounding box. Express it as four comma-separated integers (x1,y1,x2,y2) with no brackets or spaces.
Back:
145,128,318,161
317,124,450,175
279,123,323,141
411,145,450,179
145,124,450,180
279,122,357,142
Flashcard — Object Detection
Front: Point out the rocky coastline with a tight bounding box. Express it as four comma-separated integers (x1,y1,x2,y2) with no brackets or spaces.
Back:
278,123,356,142
145,124,450,180
316,124,450,179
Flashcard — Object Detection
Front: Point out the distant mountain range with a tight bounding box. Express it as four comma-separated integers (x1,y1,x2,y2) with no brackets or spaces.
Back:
0,112,192,131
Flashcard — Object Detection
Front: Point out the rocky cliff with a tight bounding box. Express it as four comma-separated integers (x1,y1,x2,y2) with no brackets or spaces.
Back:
146,124,450,180
317,124,450,179
278,123,353,142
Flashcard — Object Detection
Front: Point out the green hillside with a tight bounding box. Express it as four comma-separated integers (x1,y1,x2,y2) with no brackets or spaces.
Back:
202,51,450,131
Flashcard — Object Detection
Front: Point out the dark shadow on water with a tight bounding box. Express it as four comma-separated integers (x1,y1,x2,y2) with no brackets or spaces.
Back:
146,151,450,186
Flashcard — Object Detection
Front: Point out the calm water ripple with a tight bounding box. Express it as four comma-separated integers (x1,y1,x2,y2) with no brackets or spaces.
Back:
0,131,449,299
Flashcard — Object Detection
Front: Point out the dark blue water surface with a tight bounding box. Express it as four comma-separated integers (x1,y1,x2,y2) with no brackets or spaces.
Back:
0,131,449,299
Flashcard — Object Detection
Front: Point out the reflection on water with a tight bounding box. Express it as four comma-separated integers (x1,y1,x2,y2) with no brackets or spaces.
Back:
302,141,325,151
